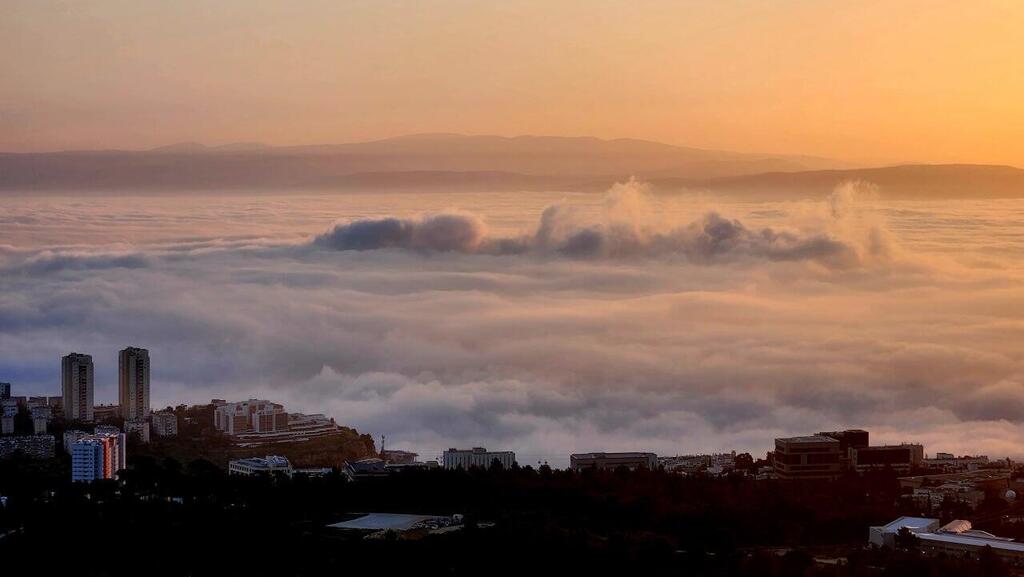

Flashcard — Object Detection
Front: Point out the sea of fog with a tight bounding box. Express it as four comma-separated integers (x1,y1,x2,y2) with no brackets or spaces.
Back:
2,185,1024,467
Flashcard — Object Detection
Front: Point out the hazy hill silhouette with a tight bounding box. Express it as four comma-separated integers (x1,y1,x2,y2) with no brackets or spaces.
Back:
2,134,1022,198
0,133,845,191
667,164,1024,199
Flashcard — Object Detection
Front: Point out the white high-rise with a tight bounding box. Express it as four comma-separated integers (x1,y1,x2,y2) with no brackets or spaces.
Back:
119,347,150,421
62,353,94,422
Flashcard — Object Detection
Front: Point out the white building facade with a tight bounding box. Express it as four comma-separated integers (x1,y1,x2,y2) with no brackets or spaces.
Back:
442,447,516,470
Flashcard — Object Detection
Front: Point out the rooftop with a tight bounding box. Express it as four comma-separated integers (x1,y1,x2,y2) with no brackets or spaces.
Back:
776,435,839,444
328,513,445,531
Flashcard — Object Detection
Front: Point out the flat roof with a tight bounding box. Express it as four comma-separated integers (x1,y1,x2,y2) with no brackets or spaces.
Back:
776,435,838,444
571,452,656,459
328,513,443,531
880,516,938,532
919,532,1024,553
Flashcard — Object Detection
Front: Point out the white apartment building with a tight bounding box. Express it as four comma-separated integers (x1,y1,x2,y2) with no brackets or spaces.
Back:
151,411,178,437
214,399,289,436
62,353,94,422
442,447,516,470
118,347,150,421
71,432,126,483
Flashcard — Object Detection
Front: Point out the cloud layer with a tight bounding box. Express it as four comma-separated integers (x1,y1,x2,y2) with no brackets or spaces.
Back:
2,183,1023,465
312,181,891,270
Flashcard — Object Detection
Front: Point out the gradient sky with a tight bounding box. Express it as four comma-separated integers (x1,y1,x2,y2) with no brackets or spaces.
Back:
2,0,1023,164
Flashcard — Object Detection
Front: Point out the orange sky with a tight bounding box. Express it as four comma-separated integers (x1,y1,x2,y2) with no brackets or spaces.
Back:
2,0,1023,164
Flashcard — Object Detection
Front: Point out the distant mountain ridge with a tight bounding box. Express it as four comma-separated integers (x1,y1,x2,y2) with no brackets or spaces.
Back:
0,133,848,191
1,134,1022,198
668,164,1024,199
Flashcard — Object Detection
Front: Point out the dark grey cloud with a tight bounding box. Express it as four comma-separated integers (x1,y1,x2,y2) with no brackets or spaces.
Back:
310,183,882,269
314,212,487,252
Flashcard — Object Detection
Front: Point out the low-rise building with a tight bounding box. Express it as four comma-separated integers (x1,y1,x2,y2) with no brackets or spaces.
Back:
442,447,516,470
381,449,419,464
228,455,293,477
0,434,55,459
95,424,120,436
125,419,150,443
923,453,989,472
343,457,438,481
71,432,126,482
870,517,1024,565
851,444,924,473
773,435,843,480
30,405,51,435
570,452,657,472
63,430,88,453
151,411,178,437
92,403,120,423
1,399,18,435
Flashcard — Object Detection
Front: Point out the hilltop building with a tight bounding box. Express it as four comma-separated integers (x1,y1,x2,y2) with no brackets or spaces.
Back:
213,399,346,445
62,353,94,422
214,399,288,435
0,383,9,399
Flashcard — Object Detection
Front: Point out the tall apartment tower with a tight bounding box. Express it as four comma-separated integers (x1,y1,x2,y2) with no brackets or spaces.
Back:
118,347,150,422
62,353,94,422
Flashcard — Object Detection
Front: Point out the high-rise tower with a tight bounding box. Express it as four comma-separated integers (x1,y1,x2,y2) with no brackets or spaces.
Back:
118,347,150,421
62,353,94,422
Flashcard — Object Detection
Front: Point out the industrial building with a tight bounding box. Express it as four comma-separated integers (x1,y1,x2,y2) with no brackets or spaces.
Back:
570,452,658,472
442,447,516,470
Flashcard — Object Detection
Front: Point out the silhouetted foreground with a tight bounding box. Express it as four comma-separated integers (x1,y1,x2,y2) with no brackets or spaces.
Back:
0,455,1017,576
